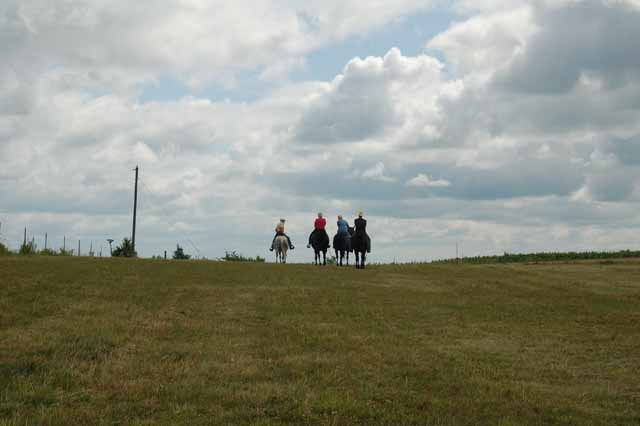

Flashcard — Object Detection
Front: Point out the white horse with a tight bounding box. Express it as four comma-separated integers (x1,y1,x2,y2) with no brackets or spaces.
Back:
274,235,288,264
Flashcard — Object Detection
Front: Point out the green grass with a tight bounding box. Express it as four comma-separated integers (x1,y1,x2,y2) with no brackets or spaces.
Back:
1,257,639,425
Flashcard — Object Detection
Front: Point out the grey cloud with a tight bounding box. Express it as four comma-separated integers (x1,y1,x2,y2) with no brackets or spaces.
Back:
266,157,584,202
586,168,638,202
294,61,395,144
603,137,640,166
494,1,640,94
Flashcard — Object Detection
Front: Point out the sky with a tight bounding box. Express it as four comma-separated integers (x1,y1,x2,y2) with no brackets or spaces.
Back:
1,0,640,263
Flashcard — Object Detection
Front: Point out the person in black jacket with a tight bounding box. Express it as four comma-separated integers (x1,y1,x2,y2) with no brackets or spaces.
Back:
354,212,371,253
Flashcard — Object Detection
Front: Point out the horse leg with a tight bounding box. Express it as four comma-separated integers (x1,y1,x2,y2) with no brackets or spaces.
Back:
361,251,366,269
355,252,360,269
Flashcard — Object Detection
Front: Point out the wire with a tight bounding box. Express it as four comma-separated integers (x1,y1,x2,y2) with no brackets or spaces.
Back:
138,178,204,258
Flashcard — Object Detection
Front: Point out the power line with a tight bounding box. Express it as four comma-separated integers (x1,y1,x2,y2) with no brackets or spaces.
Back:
137,178,204,258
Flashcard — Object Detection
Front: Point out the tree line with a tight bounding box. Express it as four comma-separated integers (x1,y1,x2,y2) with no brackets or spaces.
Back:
433,250,640,264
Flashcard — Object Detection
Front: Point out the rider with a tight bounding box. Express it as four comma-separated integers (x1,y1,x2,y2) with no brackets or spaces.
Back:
354,212,371,253
307,212,329,248
270,218,294,251
337,215,349,235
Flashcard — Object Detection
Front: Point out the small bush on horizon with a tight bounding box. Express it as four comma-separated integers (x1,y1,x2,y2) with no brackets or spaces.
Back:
39,248,58,256
173,244,191,260
223,251,265,263
58,248,74,256
19,241,37,256
0,242,10,256
112,238,137,258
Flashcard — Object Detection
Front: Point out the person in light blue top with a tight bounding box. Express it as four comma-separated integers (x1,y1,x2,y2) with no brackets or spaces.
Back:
337,215,349,235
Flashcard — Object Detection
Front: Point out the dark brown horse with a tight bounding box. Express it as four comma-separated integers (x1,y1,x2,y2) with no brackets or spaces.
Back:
350,230,370,269
310,230,330,265
333,227,353,266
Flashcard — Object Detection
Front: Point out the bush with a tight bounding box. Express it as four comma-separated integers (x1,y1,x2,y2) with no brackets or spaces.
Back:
173,245,191,260
0,242,10,256
39,248,58,256
223,251,265,263
58,248,74,256
19,241,37,256
112,238,137,258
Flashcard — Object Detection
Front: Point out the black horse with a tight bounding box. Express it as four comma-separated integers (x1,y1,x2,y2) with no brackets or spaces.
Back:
310,230,330,265
350,230,370,269
333,227,354,266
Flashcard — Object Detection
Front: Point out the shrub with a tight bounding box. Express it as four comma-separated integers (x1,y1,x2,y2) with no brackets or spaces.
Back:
223,251,265,263
19,241,37,256
58,248,74,256
112,238,137,258
173,245,191,260
39,248,58,256
0,242,10,256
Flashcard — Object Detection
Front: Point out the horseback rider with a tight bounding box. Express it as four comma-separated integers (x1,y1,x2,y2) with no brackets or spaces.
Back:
337,215,349,235
354,211,371,253
270,218,294,251
307,212,329,248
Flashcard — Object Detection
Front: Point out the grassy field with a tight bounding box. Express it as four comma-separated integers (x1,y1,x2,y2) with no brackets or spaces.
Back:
1,257,639,425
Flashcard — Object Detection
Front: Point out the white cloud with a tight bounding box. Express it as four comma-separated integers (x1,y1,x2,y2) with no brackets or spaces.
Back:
361,162,396,183
406,174,451,188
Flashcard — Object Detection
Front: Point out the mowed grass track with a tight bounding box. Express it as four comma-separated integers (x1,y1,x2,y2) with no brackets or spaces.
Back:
1,257,639,426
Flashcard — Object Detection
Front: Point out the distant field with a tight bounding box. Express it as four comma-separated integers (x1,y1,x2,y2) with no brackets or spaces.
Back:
1,257,639,426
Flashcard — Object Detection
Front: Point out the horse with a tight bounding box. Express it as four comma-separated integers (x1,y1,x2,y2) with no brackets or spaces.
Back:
310,230,330,266
333,227,354,266
274,235,288,264
350,231,370,269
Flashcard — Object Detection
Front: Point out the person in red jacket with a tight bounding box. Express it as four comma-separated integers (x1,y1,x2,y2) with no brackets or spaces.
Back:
307,212,329,248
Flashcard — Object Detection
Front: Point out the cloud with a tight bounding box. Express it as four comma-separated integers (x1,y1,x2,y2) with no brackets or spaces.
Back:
2,0,640,262
406,174,451,187
361,162,396,183
294,48,444,144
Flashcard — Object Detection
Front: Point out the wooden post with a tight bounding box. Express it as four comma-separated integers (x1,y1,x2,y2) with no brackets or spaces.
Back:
63,236,66,251
78,240,80,257
132,166,139,254
45,233,48,250
164,250,167,260
23,227,27,246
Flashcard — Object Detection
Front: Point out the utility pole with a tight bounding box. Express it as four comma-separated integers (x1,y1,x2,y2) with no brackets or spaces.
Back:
78,240,80,257
45,233,48,250
63,236,66,251
132,166,139,255
23,227,27,246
